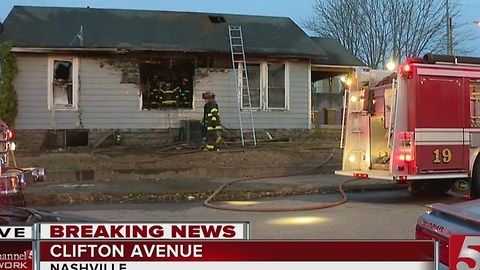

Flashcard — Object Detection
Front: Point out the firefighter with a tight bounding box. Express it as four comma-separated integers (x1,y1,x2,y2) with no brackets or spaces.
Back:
148,76,161,109
178,78,192,108
149,87,161,109
202,91,222,151
159,78,180,109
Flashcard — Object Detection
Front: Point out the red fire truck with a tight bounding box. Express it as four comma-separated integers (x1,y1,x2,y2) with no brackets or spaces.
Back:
0,118,46,206
335,53,480,197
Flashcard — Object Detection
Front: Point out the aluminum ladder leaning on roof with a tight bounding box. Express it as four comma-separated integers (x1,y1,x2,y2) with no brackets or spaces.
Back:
228,25,257,146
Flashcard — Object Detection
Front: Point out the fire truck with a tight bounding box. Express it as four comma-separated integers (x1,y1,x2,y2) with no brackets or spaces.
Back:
335,53,480,197
0,118,46,206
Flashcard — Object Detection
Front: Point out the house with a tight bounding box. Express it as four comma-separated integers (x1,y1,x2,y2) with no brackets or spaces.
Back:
0,6,364,148
310,37,367,125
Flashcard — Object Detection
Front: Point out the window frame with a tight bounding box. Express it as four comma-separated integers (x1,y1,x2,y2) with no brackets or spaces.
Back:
265,62,288,110
241,61,289,111
241,62,262,110
47,57,79,111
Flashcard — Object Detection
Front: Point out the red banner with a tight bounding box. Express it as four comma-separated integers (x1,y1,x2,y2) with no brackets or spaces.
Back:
39,240,434,262
39,223,248,240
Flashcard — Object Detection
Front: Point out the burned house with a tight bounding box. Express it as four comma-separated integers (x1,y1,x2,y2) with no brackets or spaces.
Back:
0,6,364,148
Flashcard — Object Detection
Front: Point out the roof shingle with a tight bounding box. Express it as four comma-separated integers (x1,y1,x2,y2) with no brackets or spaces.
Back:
311,37,366,67
0,6,327,58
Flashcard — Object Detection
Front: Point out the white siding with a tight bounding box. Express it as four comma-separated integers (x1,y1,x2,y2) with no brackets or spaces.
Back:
14,55,203,129
194,61,311,130
15,55,54,129
13,55,311,130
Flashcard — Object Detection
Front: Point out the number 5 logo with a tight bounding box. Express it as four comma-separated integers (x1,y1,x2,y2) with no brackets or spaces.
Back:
451,235,480,270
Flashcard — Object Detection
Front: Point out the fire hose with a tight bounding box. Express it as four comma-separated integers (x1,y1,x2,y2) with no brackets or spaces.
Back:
92,142,360,211
203,148,360,212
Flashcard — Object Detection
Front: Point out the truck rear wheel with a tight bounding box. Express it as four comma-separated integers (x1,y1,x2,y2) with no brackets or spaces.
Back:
424,179,455,195
471,158,480,199
408,181,425,196
408,180,453,196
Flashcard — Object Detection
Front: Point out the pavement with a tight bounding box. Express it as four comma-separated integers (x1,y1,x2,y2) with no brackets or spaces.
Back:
23,165,407,205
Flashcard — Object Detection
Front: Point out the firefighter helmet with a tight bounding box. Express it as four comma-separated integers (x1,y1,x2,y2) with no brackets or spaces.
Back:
202,91,215,99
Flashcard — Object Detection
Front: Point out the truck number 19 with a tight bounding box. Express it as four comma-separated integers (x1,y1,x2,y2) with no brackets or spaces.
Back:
433,148,452,164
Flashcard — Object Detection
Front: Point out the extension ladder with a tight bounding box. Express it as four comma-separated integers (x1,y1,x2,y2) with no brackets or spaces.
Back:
228,25,257,146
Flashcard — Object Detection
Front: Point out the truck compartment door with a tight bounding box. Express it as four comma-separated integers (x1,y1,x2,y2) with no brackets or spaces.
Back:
413,76,468,173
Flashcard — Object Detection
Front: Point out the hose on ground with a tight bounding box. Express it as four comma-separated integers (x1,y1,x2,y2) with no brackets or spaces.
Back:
203,148,360,212
127,143,334,165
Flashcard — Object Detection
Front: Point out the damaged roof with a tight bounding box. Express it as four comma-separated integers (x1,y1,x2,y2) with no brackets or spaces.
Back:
0,6,328,58
311,37,366,67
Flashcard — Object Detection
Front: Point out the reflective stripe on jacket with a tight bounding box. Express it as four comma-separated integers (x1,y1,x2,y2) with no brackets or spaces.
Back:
160,83,180,105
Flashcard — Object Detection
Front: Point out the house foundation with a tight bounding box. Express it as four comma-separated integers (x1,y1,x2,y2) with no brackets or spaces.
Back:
13,127,341,152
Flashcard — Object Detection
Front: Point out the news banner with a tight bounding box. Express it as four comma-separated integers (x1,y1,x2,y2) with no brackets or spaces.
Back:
0,222,477,270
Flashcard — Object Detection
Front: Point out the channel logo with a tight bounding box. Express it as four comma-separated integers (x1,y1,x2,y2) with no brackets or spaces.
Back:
450,235,480,270
26,250,32,260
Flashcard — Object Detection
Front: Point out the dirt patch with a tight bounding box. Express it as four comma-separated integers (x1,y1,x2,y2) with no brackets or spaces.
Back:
27,188,333,206
13,140,342,172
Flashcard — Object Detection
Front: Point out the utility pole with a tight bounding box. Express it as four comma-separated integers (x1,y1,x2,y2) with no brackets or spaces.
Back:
449,18,453,55
446,0,453,55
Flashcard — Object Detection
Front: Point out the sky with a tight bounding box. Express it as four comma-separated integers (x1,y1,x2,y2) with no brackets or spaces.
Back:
1,0,480,57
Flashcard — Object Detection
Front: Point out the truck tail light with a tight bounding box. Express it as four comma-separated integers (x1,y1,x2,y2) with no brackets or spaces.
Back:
353,173,369,179
2,130,14,141
400,64,413,78
400,154,413,162
399,58,422,78
400,132,415,162
6,130,14,140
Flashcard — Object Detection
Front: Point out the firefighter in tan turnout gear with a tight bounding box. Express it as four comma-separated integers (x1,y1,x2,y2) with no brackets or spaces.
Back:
202,91,222,151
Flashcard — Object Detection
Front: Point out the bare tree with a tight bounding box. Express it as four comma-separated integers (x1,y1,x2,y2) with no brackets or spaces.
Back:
303,0,477,69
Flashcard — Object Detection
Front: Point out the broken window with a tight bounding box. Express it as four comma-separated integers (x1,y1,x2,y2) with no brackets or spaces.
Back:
48,58,78,110
241,62,289,111
139,58,195,110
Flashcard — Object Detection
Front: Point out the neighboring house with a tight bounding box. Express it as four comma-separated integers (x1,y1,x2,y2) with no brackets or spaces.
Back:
0,6,363,148
310,37,367,125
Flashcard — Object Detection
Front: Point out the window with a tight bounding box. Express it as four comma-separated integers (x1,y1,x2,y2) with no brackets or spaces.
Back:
48,57,79,110
242,62,288,110
312,77,343,93
139,58,195,110
267,63,286,109
244,64,261,109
